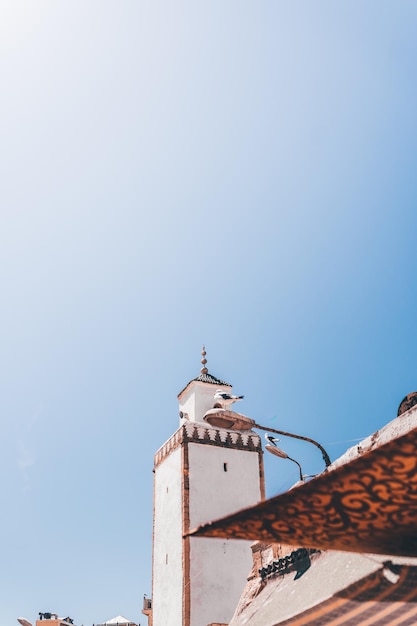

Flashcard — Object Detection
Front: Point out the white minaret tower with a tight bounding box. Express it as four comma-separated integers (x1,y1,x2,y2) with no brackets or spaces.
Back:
150,347,265,626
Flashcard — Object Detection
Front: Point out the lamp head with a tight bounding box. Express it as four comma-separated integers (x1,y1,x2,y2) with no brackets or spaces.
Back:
265,444,289,459
203,408,256,431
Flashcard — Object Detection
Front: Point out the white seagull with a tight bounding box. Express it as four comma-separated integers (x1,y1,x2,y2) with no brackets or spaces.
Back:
214,389,244,408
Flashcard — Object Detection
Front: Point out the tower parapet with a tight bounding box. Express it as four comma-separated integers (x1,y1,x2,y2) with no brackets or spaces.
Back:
155,420,262,468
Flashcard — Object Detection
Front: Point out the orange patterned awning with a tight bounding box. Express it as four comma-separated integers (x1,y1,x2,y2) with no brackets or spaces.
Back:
188,426,417,556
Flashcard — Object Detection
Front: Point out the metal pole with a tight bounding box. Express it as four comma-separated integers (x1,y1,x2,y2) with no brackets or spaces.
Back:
286,454,304,481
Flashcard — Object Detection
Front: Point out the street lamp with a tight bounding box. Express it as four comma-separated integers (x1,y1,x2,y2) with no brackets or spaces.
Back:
203,409,331,469
264,443,304,481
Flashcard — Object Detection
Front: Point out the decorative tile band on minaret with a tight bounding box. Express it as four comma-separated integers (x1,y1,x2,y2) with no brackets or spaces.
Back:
154,422,262,468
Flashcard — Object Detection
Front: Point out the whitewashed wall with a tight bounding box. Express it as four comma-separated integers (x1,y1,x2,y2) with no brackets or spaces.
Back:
188,442,262,626
189,536,255,626
179,381,231,425
152,446,183,626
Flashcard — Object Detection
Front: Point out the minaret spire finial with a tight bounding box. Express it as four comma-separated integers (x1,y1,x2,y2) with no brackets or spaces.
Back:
201,345,208,374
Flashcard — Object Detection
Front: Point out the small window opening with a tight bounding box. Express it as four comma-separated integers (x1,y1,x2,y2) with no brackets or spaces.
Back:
166,486,169,493
223,462,228,472
166,553,168,564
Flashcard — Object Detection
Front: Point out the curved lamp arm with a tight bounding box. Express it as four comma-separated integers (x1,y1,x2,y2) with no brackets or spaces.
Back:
260,423,331,468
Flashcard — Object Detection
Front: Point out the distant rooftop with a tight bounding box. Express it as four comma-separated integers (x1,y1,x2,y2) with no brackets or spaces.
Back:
95,616,137,626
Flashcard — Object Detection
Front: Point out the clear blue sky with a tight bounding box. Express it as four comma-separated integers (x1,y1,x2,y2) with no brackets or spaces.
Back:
1,2,417,624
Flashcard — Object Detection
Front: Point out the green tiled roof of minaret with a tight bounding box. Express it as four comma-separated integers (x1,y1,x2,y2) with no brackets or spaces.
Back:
191,371,231,385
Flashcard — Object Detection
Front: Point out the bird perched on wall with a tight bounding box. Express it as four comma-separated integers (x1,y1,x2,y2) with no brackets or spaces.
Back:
214,389,244,408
